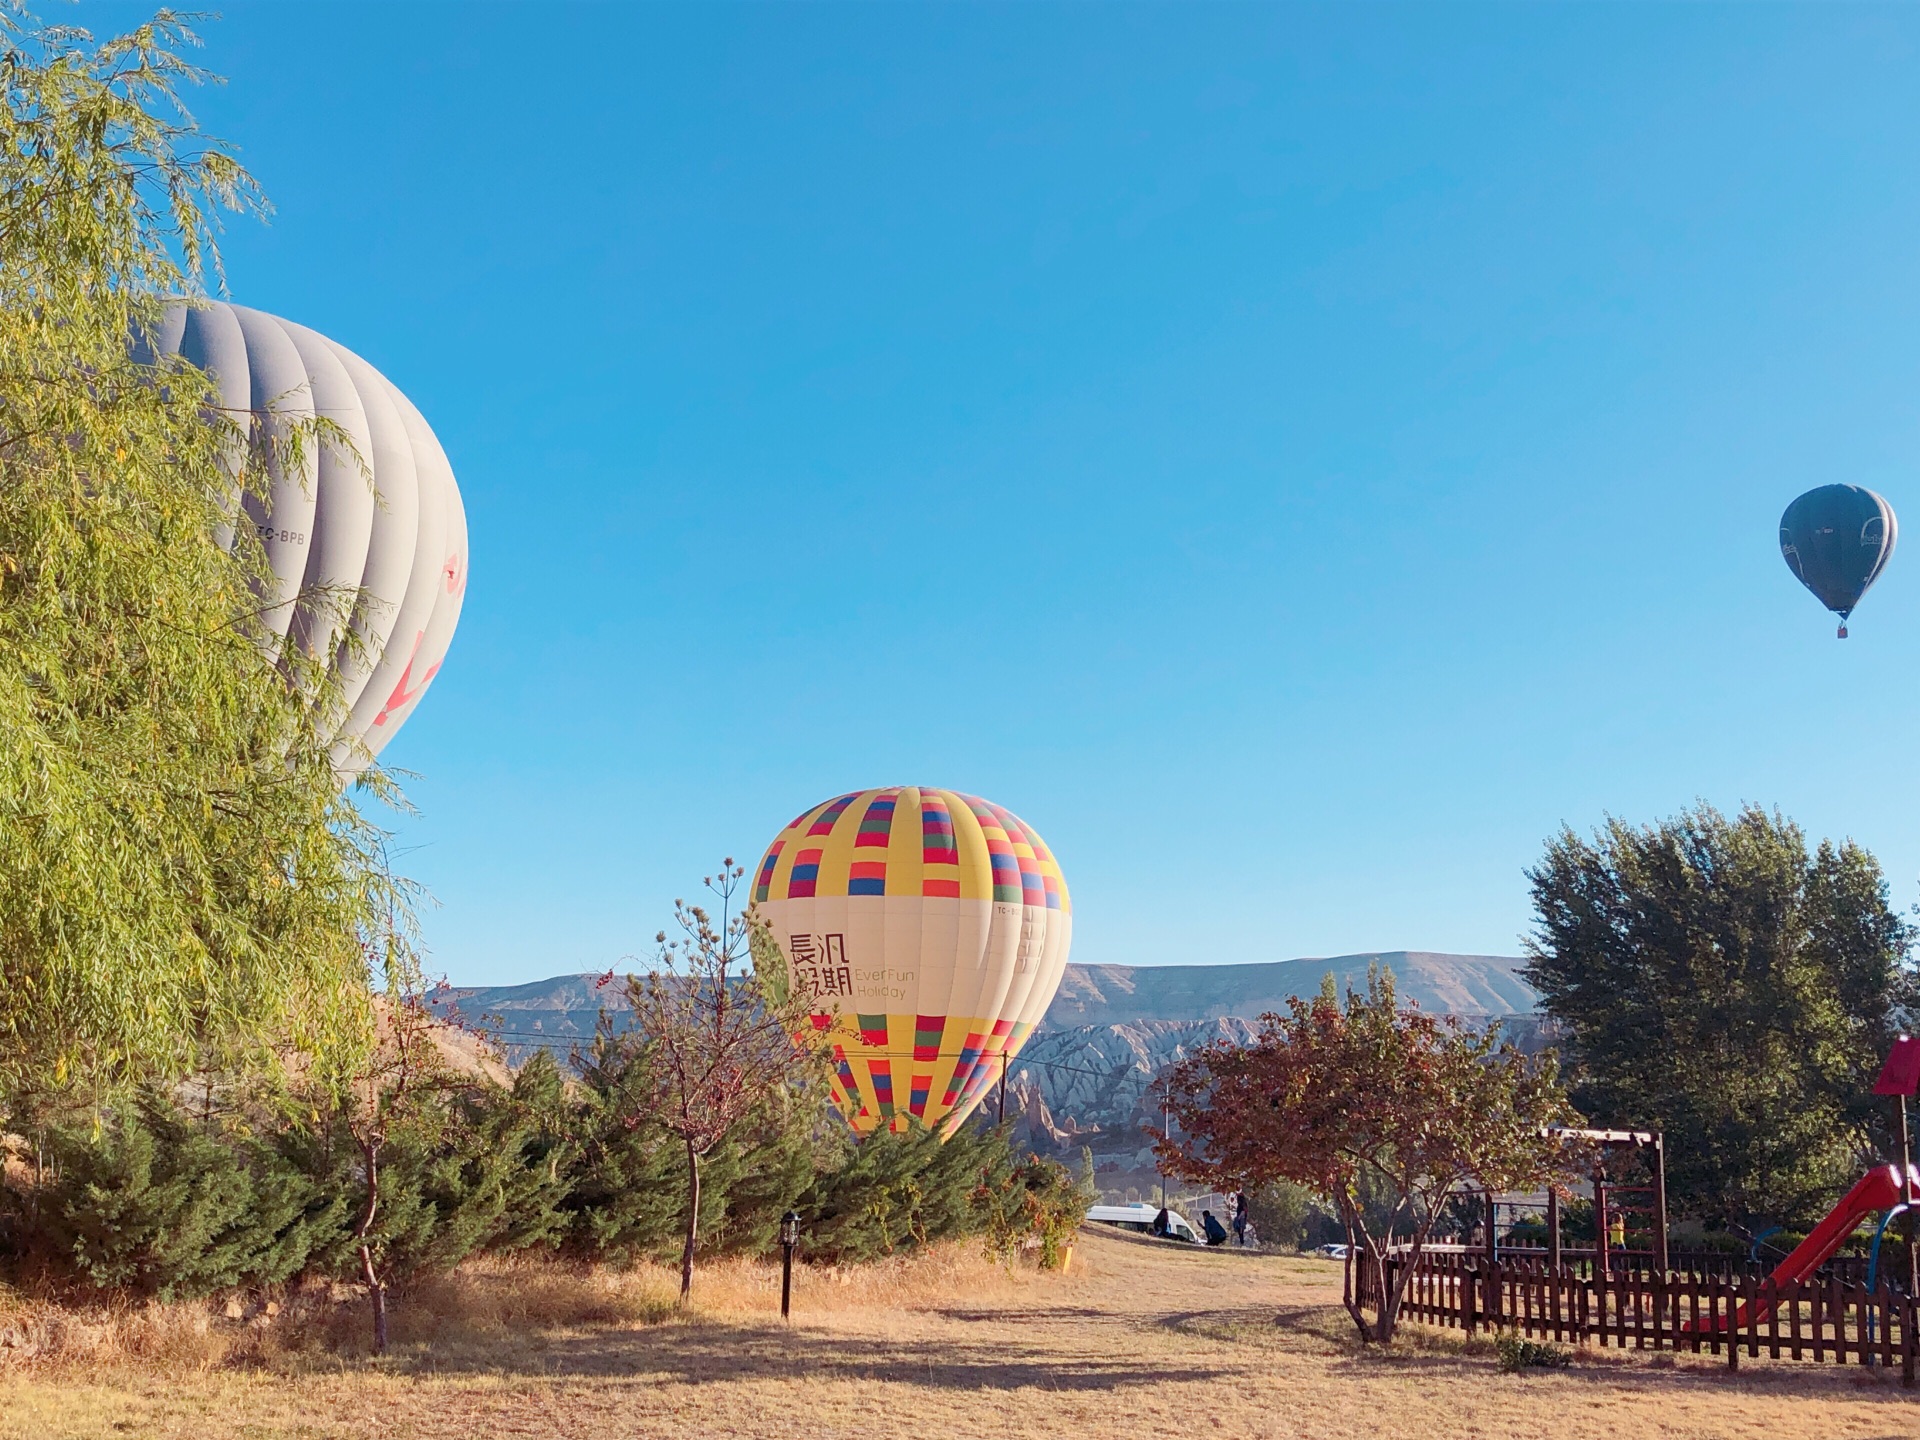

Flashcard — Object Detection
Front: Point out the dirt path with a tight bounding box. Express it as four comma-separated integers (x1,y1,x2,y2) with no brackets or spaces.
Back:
4,1229,1917,1438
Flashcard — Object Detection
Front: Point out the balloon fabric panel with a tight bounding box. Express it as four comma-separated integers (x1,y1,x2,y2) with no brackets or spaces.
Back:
233,307,322,644
323,344,420,732
279,319,376,683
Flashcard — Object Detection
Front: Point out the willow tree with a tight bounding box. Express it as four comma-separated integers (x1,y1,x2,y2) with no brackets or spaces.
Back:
0,10,406,1103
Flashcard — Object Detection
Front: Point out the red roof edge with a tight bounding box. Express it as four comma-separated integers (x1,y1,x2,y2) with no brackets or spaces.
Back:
1873,1036,1920,1096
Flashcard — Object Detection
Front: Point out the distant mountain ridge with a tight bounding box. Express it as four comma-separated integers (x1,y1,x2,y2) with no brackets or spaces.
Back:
1041,951,1537,1030
427,950,1538,1054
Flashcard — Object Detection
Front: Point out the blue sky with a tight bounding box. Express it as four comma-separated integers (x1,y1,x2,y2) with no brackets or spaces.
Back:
89,2,1920,984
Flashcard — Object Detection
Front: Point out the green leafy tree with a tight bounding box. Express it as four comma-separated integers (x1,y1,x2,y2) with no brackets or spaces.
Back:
1524,804,1918,1227
483,1047,577,1254
800,1120,1003,1262
1153,971,1576,1345
0,11,406,1100
1243,1180,1317,1252
302,993,551,1353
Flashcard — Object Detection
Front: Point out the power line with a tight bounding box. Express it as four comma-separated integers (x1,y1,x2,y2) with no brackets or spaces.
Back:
462,1025,1156,1082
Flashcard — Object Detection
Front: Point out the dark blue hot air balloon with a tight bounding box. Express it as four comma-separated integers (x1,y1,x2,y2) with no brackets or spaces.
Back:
1779,485,1897,638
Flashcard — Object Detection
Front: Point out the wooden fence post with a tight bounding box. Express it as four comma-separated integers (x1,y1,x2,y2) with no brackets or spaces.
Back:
1651,1134,1670,1273
1596,1166,1611,1279
1548,1185,1562,1273
1903,1293,1915,1389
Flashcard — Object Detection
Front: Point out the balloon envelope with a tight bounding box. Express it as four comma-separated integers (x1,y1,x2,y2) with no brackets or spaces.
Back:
141,302,469,768
1779,484,1896,627
754,788,1072,1136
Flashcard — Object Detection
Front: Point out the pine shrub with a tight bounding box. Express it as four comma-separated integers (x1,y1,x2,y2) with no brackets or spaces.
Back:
1,1045,1097,1298
7,1093,339,1299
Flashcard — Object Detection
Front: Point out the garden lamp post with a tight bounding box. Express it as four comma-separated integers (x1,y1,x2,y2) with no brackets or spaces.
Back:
780,1210,801,1320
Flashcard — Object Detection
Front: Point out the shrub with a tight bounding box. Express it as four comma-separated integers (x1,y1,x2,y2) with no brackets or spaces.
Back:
976,1147,1095,1269
6,1092,339,1299
1,1046,1090,1299
800,1121,1003,1263
1496,1333,1571,1372
1505,1216,1550,1247
558,1029,818,1263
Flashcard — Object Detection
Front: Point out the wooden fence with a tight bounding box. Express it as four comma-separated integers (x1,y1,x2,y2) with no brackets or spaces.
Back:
1355,1247,1916,1385
1475,1244,1871,1285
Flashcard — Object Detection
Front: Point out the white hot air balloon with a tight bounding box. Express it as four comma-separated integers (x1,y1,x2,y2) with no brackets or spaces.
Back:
141,302,468,770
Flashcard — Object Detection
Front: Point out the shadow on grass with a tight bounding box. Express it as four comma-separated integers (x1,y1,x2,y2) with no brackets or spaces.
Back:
1153,1299,1920,1410
1321,1318,1920,1407
375,1314,1240,1394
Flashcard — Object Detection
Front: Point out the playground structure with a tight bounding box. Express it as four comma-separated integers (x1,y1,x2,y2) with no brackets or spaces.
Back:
1359,1037,1920,1383
1680,1035,1920,1333
1460,1127,1670,1275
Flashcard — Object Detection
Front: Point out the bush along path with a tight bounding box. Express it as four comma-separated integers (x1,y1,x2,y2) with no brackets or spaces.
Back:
0,1041,1094,1313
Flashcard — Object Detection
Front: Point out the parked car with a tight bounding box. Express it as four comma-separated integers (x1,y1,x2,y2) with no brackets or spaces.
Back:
1314,1242,1351,1259
1085,1202,1201,1243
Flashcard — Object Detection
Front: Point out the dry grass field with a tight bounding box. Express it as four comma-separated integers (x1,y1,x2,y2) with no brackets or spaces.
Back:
3,1228,1917,1439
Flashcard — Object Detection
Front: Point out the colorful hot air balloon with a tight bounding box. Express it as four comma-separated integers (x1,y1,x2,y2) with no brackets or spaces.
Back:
753,788,1072,1136
139,302,469,767
1780,484,1896,638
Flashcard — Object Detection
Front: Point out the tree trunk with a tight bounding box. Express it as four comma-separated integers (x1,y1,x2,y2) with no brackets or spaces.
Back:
1373,1243,1407,1345
1364,1243,1396,1344
1337,1213,1412,1345
680,1139,700,1301
1371,1216,1443,1347
1336,1202,1376,1341
355,1134,387,1354
359,1242,388,1354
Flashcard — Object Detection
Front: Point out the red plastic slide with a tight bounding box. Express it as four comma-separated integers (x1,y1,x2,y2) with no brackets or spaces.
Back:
1682,1163,1920,1332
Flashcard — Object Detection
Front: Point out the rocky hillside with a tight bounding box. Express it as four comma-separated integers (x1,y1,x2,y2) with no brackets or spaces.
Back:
1042,951,1537,1030
999,1010,1557,1195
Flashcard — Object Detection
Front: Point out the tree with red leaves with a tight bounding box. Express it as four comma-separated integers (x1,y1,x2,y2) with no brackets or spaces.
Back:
623,860,822,1301
1153,969,1576,1345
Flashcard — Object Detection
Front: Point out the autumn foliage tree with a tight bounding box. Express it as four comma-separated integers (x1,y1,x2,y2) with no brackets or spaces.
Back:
1153,970,1576,1345
620,860,822,1300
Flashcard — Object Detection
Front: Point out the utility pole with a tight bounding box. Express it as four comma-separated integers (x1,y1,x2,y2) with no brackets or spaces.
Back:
1160,1104,1169,1211
998,1055,1008,1126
